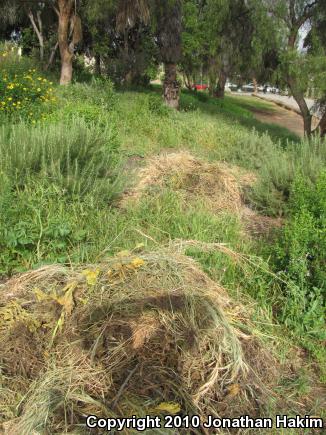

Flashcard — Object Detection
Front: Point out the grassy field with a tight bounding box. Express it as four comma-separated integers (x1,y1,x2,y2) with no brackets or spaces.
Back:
0,69,325,433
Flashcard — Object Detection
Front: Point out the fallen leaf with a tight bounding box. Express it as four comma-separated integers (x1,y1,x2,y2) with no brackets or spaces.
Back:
54,282,78,315
82,269,100,286
154,402,181,414
129,257,146,269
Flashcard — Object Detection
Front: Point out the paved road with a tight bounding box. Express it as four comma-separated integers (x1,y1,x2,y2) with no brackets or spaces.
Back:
254,93,319,116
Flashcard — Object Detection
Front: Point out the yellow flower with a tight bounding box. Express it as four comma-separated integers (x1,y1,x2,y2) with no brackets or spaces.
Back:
37,88,41,92
7,97,12,101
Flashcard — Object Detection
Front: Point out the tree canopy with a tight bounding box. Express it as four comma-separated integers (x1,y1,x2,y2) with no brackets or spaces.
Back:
0,0,325,133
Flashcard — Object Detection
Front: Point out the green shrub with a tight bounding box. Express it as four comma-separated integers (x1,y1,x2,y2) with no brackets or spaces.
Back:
147,93,171,116
196,91,209,103
56,78,116,111
0,180,103,274
0,118,122,275
0,67,55,123
0,118,121,200
0,43,36,76
179,93,199,112
231,134,326,216
273,172,326,339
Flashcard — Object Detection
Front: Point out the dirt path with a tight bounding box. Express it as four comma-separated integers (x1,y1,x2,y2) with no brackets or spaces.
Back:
250,102,305,137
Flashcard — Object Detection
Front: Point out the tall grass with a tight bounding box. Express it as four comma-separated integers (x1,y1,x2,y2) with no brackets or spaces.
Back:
0,118,120,200
113,89,326,216
0,118,122,274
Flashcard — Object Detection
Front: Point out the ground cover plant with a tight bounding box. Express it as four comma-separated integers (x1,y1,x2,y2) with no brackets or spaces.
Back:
0,52,325,433
0,44,56,124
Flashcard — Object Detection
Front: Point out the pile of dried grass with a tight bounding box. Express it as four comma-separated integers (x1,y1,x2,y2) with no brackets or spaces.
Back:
122,151,256,213
0,244,281,434
121,151,282,236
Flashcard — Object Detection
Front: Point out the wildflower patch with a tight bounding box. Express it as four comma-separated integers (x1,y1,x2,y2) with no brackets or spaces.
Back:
0,68,56,123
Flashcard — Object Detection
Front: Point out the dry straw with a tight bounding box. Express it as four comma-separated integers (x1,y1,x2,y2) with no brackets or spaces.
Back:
121,151,282,237
0,242,280,434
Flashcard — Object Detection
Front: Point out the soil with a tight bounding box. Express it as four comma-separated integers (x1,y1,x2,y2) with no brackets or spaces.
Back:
250,104,305,137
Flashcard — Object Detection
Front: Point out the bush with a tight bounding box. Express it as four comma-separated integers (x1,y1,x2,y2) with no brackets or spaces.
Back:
0,67,55,123
196,91,209,103
56,78,116,111
0,118,120,198
0,118,122,275
273,172,326,339
229,134,326,216
0,43,36,75
180,92,199,112
147,93,171,116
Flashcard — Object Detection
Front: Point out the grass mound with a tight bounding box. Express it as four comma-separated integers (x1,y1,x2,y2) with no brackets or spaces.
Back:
0,244,283,434
122,151,282,236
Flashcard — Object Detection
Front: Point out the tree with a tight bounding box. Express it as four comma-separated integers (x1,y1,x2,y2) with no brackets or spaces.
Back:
268,0,326,137
26,3,46,61
305,1,326,137
180,0,205,90
152,0,182,108
116,0,152,85
202,0,267,98
56,0,82,84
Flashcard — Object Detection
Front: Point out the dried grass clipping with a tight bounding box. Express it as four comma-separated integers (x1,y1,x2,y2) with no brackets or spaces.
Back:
0,245,282,434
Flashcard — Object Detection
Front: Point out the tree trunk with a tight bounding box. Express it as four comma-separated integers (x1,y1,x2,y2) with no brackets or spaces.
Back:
214,70,227,98
253,77,258,93
183,73,192,91
163,63,180,109
94,54,101,75
58,0,74,85
208,73,217,96
28,10,44,61
286,25,312,137
291,88,312,137
45,41,58,71
315,111,326,138
287,74,312,137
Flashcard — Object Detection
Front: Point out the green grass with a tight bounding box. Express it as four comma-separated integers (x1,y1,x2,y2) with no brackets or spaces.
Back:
0,118,122,273
113,89,300,157
111,88,325,216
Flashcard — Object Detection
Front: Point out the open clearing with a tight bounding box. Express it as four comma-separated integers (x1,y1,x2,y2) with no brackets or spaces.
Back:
229,94,304,137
